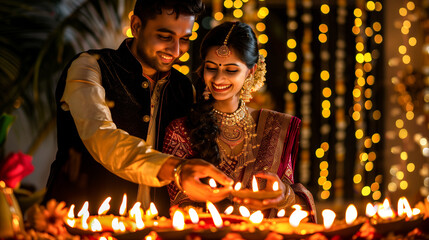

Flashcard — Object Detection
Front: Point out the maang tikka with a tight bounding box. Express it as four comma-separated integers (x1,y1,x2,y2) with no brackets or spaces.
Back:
216,22,237,58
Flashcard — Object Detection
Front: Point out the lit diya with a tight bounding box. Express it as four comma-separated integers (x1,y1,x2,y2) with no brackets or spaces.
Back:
231,176,283,199
368,198,407,236
153,209,193,240
230,208,271,240
269,204,324,239
322,204,366,239
415,197,429,233
188,202,232,240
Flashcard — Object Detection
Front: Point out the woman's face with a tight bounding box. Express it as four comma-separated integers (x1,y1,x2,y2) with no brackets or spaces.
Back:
203,46,252,104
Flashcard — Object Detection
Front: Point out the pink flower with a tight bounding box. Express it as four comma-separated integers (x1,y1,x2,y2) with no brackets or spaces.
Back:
0,151,34,188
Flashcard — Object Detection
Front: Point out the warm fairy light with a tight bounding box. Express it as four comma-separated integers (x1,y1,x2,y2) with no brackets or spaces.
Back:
249,210,264,224
66,204,76,227
119,194,127,216
78,201,89,217
273,181,279,191
397,197,413,218
345,204,358,224
90,218,102,232
98,197,111,215
234,182,242,191
277,209,286,217
188,208,199,224
172,210,185,230
207,202,223,227
239,206,250,217
252,176,259,192
322,209,336,229
289,206,309,227
366,203,377,217
224,206,234,215
209,178,217,188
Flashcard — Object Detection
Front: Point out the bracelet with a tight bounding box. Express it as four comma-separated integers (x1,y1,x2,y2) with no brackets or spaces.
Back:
173,160,188,192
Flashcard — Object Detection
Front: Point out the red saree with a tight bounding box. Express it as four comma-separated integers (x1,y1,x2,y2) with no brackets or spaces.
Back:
163,109,317,222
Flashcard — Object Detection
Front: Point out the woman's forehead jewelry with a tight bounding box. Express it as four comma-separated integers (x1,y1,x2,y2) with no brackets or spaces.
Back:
216,22,237,58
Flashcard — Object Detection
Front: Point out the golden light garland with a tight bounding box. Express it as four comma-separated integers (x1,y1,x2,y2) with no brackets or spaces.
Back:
284,0,298,115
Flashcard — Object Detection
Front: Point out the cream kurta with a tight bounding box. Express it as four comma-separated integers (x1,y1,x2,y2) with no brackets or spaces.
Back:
61,52,171,207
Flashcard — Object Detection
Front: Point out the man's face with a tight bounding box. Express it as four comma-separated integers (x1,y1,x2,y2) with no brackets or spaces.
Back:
131,10,195,77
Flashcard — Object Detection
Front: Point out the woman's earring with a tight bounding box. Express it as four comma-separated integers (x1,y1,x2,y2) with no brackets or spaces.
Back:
240,74,254,102
203,86,211,100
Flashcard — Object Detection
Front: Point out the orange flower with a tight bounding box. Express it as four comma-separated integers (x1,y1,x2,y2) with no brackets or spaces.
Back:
0,151,34,188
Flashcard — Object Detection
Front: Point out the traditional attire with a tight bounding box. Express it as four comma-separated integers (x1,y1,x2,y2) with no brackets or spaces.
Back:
44,38,194,216
163,109,317,222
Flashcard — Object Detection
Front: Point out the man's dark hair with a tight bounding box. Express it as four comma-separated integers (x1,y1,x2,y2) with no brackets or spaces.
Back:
133,0,204,28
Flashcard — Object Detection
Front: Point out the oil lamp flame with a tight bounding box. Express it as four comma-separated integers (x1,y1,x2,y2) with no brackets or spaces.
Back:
289,207,309,228
207,201,223,227
81,211,90,230
345,204,358,225
112,217,126,232
209,178,217,188
239,206,250,217
365,203,377,217
234,182,242,191
98,197,111,215
172,210,185,230
149,202,158,217
252,176,259,192
188,208,199,224
292,204,302,210
78,201,89,217
412,208,421,215
277,209,286,218
273,181,279,191
397,197,412,218
66,204,76,227
249,210,264,224
90,218,102,232
377,198,396,219
119,194,127,216
322,209,336,229
224,206,234,215
130,202,145,229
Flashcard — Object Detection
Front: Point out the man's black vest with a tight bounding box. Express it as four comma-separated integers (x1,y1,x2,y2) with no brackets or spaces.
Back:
43,39,193,216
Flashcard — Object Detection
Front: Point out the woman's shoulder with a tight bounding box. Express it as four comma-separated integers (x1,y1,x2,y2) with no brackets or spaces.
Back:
252,108,301,122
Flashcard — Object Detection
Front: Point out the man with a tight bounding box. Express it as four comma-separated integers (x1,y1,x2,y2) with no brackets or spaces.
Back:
43,0,232,216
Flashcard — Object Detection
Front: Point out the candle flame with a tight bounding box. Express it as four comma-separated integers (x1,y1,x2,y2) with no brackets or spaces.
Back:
234,182,242,191
98,197,111,215
188,208,199,224
90,218,102,232
322,209,336,229
291,204,302,210
129,202,142,219
277,209,286,218
345,204,358,225
81,211,90,230
78,201,89,217
252,176,259,192
100,237,107,240
172,210,185,230
239,206,250,217
207,201,223,227
149,202,158,216
289,208,309,227
397,196,412,218
66,204,76,227
209,178,217,188
119,194,127,216
273,181,279,191
365,203,377,217
249,210,264,224
377,198,396,219
224,206,234,215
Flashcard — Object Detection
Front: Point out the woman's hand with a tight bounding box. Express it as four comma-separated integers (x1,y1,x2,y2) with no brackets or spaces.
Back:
233,172,295,210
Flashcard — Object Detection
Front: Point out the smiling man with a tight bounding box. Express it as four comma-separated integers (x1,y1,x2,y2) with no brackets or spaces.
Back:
43,0,233,216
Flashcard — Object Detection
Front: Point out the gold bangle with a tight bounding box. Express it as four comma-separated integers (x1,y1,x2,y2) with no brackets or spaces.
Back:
173,160,188,192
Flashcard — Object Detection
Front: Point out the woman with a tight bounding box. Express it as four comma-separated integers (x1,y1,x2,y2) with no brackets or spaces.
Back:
163,21,316,221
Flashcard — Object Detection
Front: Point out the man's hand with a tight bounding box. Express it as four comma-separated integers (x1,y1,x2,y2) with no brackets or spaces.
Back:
180,159,233,203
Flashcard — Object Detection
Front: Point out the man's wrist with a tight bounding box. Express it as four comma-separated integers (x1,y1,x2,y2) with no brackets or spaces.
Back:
173,160,188,192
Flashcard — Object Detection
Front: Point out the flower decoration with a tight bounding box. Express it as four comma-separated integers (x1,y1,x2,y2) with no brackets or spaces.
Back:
0,151,34,189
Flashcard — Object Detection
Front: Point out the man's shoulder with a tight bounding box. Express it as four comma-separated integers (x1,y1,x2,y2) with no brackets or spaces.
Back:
170,68,192,83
